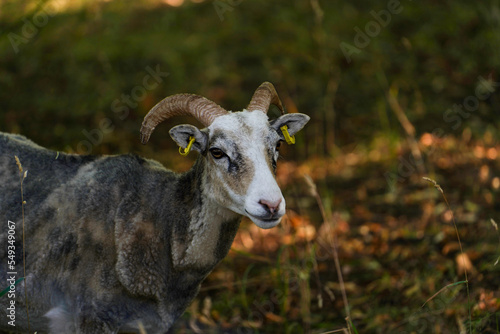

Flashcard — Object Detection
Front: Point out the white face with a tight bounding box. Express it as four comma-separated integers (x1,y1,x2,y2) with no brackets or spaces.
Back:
203,111,285,229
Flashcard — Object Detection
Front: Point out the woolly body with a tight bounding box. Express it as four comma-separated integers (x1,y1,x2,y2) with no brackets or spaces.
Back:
0,109,308,333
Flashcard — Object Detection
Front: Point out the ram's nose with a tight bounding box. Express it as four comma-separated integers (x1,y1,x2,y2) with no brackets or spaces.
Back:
258,199,282,215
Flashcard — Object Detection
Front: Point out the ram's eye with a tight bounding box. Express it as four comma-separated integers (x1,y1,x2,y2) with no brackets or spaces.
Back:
275,141,281,152
210,148,225,159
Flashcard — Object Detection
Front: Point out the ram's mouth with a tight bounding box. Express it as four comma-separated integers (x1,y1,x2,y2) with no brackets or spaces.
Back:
245,211,282,229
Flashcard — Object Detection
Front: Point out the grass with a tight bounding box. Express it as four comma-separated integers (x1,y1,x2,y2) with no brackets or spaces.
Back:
422,176,471,333
304,174,353,333
0,277,24,298
170,134,500,333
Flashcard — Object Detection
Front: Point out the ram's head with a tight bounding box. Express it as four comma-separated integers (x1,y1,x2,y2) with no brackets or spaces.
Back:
140,82,309,228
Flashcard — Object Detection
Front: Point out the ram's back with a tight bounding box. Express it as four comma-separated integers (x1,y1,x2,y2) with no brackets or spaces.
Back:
0,132,179,332
0,132,170,227
1,133,91,218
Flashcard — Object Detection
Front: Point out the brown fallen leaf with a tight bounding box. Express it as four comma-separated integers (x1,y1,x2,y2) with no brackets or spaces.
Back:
456,253,475,276
265,312,284,323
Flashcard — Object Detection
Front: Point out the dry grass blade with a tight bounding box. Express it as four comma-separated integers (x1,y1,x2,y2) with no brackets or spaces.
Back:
14,155,31,333
316,328,349,334
199,276,267,292
137,321,147,334
491,218,498,231
421,281,468,308
423,177,443,194
422,177,471,333
230,248,273,263
14,155,22,173
309,0,324,22
490,219,500,266
304,174,353,332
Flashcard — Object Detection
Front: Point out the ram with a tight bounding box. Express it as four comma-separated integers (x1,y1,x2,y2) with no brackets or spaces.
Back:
0,82,309,333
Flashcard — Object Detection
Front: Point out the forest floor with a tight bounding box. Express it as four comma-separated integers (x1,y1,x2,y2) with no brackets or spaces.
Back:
171,134,500,334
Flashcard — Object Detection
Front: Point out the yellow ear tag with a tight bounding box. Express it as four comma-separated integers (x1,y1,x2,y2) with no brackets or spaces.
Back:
280,125,295,145
179,136,195,156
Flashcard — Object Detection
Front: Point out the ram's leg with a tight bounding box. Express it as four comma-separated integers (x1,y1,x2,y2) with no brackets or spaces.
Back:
75,307,120,334
76,319,118,334
157,285,200,333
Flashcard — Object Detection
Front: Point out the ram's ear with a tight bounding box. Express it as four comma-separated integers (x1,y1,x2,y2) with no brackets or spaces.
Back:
169,124,208,153
271,113,310,139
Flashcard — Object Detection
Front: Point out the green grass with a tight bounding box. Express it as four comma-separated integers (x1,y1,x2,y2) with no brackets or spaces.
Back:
173,136,500,333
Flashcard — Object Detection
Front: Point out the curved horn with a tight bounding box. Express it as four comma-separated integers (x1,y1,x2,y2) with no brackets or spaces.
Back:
246,82,285,115
140,94,228,144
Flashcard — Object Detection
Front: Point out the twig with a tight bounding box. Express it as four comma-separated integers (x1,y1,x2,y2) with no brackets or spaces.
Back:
388,85,425,174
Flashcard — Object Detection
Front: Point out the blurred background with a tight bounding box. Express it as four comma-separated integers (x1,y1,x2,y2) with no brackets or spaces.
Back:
1,0,499,332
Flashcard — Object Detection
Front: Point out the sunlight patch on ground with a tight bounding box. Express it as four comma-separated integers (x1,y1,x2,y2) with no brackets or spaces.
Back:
162,0,185,6
10,0,208,16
